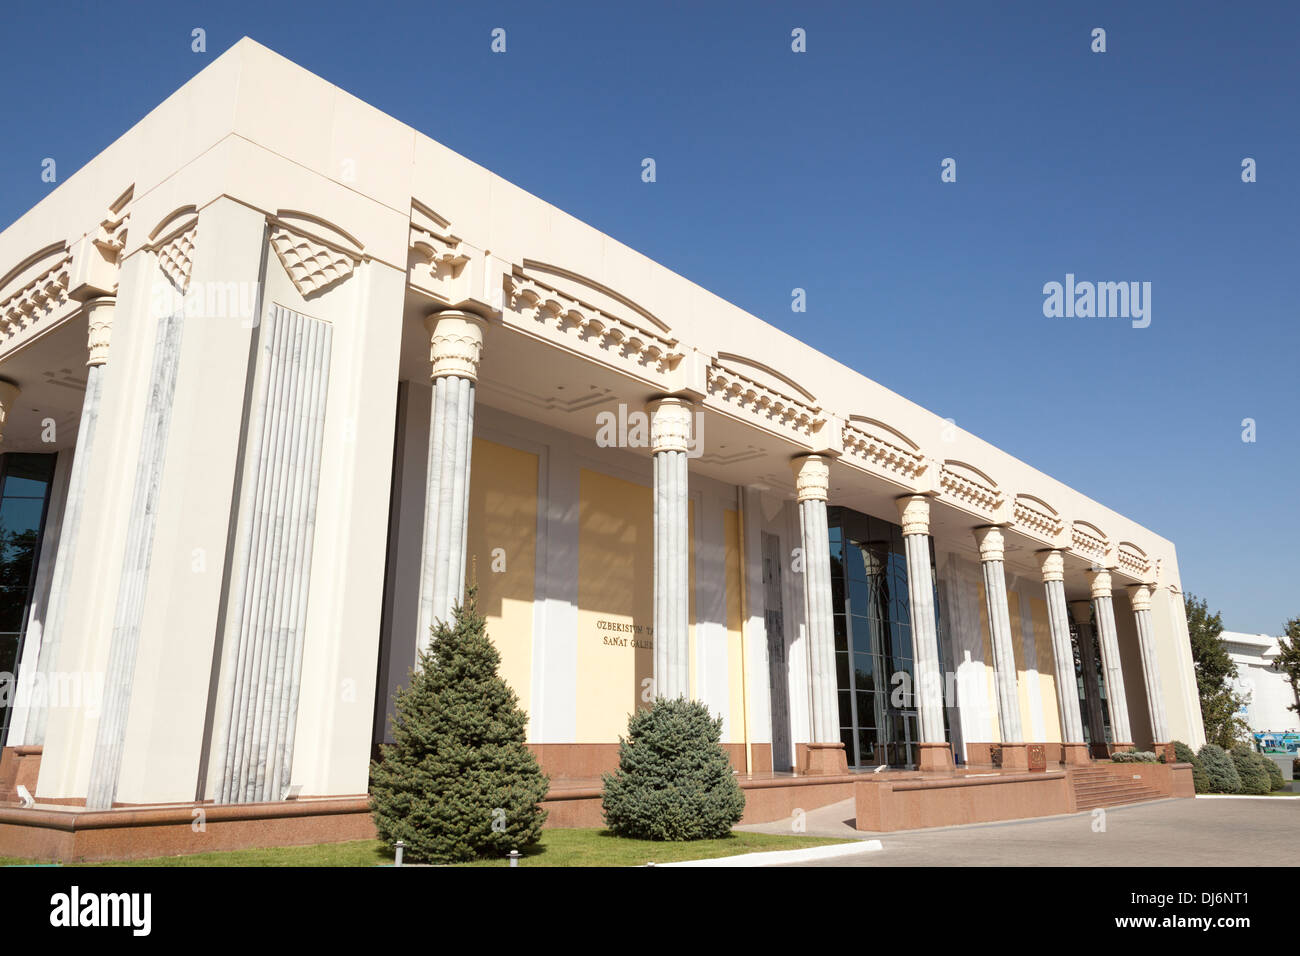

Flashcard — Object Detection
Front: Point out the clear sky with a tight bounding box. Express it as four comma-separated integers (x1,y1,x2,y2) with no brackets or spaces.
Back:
1,2,1295,633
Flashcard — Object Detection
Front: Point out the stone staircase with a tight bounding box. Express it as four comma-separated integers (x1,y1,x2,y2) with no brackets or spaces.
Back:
1070,766,1166,811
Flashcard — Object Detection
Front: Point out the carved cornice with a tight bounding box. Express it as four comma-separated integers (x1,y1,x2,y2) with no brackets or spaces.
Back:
1116,541,1150,580
842,419,926,484
0,248,72,348
707,359,824,440
939,460,1003,518
506,271,681,380
1070,521,1109,564
1013,494,1064,542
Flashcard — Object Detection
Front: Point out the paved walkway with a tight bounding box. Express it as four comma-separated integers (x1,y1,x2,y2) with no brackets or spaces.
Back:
738,796,1299,866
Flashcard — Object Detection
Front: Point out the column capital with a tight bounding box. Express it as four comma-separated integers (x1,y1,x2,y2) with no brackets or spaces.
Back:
1067,599,1092,625
896,494,931,536
1039,549,1065,583
424,310,487,381
791,454,830,502
972,525,1005,562
1086,568,1114,599
86,296,115,367
1127,583,1153,612
646,396,695,454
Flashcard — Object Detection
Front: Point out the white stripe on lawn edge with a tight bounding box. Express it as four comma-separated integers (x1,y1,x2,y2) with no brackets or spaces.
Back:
1194,794,1300,799
653,840,883,867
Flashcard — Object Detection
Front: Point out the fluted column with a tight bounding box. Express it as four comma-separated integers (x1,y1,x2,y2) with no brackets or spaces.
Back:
1040,551,1089,764
649,397,692,700
973,526,1027,769
1087,569,1133,750
793,454,845,774
1068,599,1107,750
898,495,951,771
415,311,486,655
1128,583,1170,752
20,298,113,745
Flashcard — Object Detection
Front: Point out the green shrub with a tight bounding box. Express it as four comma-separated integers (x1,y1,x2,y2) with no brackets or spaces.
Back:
1111,751,1158,763
1172,740,1209,793
1262,754,1284,791
369,592,550,863
1198,743,1242,793
1229,744,1271,795
601,697,746,841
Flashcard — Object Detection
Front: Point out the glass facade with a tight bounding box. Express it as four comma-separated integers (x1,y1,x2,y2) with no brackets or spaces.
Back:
0,453,56,746
828,506,948,769
1069,616,1112,745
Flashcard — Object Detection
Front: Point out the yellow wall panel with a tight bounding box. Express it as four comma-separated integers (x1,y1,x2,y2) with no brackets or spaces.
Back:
977,580,999,740
1029,596,1062,743
465,438,538,722
724,509,745,744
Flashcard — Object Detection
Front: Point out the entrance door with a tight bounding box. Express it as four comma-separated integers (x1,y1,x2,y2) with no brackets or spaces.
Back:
762,532,793,772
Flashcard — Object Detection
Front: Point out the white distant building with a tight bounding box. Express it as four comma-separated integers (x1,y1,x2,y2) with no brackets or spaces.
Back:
1222,632,1299,734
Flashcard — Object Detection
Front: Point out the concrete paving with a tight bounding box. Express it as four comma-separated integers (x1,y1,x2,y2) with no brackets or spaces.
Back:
737,796,1300,866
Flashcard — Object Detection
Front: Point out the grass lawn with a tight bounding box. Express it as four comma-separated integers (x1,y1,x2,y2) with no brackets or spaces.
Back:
0,829,851,868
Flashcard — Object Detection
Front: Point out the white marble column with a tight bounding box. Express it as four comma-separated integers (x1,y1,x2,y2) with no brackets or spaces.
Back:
415,311,486,655
792,455,845,773
1087,569,1133,748
1039,550,1089,764
1128,583,1170,748
87,307,186,809
20,298,113,746
648,397,692,700
972,526,1027,768
897,495,951,771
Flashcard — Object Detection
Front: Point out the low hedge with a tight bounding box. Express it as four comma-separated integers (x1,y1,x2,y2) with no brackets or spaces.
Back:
1111,751,1159,763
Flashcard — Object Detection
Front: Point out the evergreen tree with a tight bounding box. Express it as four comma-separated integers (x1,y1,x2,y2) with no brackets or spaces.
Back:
1172,740,1209,793
1229,744,1272,795
369,591,549,863
601,697,746,841
1197,743,1242,794
1185,594,1249,748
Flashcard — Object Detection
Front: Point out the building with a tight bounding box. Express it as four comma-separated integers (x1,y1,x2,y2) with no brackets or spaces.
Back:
0,40,1204,845
1222,632,1298,736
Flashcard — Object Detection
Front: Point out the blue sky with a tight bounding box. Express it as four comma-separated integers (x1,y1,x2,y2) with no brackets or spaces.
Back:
1,2,1295,633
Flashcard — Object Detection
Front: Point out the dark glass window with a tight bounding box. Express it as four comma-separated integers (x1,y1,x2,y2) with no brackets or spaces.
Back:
827,505,949,769
0,453,56,746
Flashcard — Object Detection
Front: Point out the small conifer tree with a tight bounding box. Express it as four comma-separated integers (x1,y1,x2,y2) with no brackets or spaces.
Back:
601,696,746,841
370,591,549,863
1172,740,1209,793
1197,742,1242,794
1230,743,1272,795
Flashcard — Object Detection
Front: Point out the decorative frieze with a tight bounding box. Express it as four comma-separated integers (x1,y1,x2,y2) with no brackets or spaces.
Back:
842,418,926,483
157,226,196,293
269,225,356,296
939,460,1003,518
1116,542,1151,580
1013,494,1064,541
0,250,72,345
1071,521,1109,564
506,271,681,378
707,359,824,439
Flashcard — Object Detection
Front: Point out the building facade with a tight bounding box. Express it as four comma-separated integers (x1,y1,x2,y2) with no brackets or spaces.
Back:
1222,632,1298,736
0,40,1205,811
